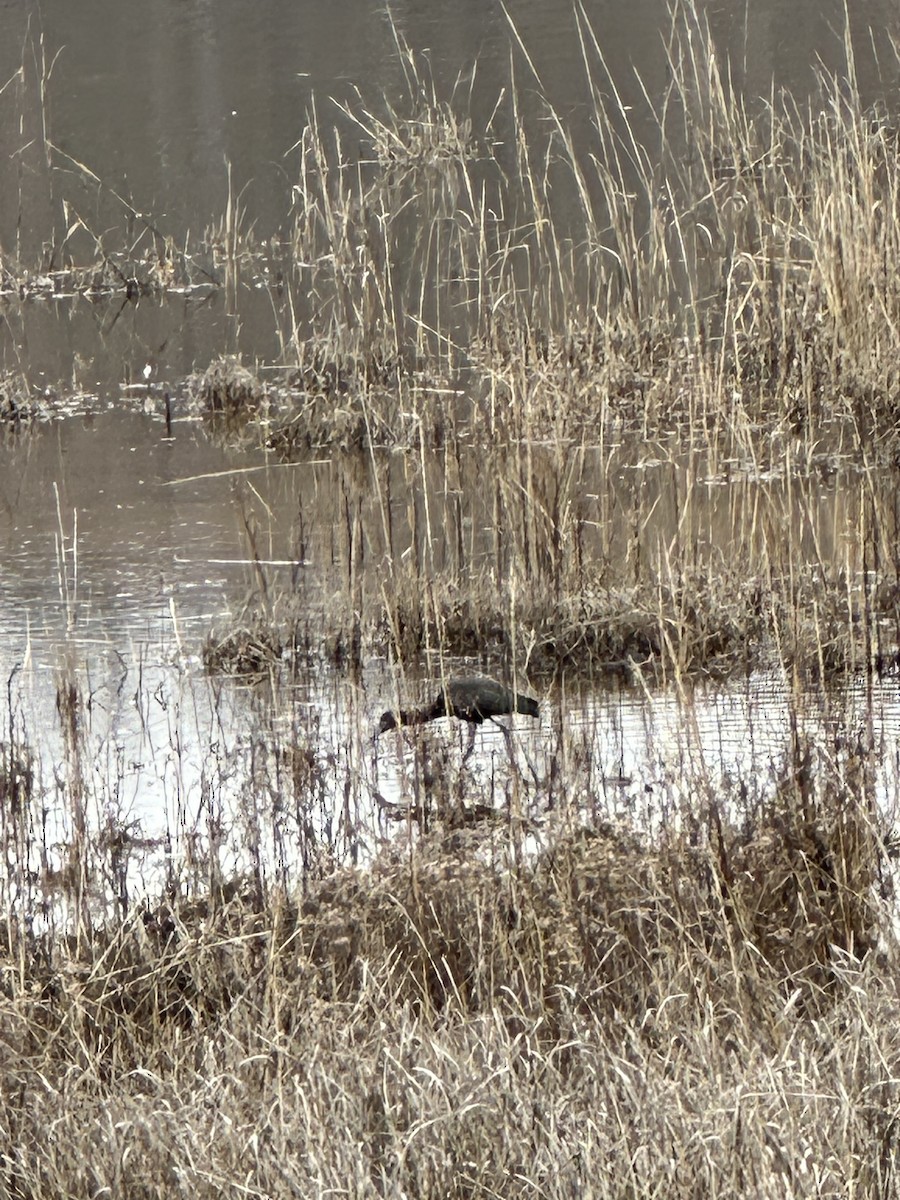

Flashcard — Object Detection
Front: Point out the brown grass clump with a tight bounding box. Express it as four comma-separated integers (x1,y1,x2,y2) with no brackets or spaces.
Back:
202,594,365,676
0,372,38,426
376,565,800,682
200,460,900,682
202,620,285,677
192,355,264,417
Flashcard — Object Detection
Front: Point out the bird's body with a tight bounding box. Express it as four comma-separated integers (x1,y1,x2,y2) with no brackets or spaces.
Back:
377,676,539,735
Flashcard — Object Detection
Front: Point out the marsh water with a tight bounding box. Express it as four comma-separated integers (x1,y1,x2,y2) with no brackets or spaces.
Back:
3,0,900,392
3,1,900,885
2,407,900,886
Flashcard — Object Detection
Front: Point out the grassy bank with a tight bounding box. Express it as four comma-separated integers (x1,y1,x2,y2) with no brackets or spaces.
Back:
0,728,895,1197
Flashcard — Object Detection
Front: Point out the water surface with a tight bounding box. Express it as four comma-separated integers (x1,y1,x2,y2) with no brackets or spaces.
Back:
3,1,900,900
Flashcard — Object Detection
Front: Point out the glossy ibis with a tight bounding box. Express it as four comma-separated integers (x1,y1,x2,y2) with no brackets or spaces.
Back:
377,676,539,736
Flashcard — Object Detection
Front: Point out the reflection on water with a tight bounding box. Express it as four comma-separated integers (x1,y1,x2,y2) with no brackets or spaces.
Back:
0,399,898,908
2,3,900,920
8,635,900,914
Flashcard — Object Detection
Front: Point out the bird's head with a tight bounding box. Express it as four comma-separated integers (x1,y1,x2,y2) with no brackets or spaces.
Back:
376,710,398,735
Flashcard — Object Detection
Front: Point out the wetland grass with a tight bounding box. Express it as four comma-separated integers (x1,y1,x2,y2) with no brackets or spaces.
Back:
2,526,898,1196
0,371,37,426
193,355,264,418
164,2,900,687
5,3,900,1195
0,686,896,1196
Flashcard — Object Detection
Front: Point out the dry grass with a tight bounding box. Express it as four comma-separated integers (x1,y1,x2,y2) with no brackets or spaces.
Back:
262,6,900,456
164,4,900,684
5,4,900,1195
0,731,894,1198
198,437,900,684
0,372,37,426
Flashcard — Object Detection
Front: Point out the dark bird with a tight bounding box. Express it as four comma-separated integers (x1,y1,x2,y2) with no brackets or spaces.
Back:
377,676,539,736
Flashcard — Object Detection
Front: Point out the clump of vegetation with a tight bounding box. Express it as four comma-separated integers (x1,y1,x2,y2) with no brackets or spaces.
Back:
202,621,285,676
0,372,38,425
258,6,900,459
192,355,264,417
202,590,366,677
376,565,768,681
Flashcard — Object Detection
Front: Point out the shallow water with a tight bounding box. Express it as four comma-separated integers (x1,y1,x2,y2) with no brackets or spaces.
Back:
0,411,898,910
3,2,900,902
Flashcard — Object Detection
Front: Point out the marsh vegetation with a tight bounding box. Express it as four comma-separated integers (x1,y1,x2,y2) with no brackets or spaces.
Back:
2,3,900,1195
